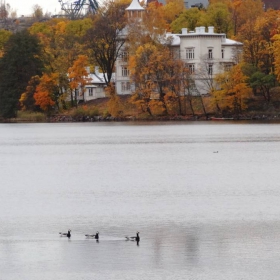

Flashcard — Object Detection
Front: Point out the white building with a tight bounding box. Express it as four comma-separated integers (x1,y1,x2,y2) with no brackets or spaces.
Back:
115,0,243,96
175,26,243,94
74,67,114,102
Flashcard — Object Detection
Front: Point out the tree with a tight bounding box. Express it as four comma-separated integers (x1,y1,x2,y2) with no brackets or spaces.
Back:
212,64,251,115
205,2,233,36
0,29,12,57
34,73,57,113
162,0,185,25
30,18,92,108
210,0,264,36
84,0,127,86
0,30,43,118
68,55,91,103
170,8,203,33
130,43,203,117
33,4,43,20
106,83,124,117
250,71,275,103
19,75,41,111
273,34,280,84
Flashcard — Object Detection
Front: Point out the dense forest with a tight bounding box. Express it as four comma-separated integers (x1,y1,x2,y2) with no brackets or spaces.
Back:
0,0,280,121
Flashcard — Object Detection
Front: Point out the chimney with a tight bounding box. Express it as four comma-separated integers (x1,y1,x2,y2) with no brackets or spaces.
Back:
182,28,188,35
208,26,214,34
95,66,99,75
85,66,90,74
200,26,205,33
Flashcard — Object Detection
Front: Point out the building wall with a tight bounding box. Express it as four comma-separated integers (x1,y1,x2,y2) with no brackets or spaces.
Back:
178,27,242,94
115,49,134,95
84,86,106,102
115,26,242,96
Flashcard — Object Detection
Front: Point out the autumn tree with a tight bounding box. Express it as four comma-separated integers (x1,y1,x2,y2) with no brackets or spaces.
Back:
19,75,41,111
30,18,92,108
34,73,58,113
130,42,203,117
68,55,91,104
84,0,127,86
0,29,12,57
170,7,204,33
273,34,280,84
209,0,264,36
162,0,185,25
204,2,233,36
163,61,196,116
0,30,43,118
106,83,124,117
212,64,251,115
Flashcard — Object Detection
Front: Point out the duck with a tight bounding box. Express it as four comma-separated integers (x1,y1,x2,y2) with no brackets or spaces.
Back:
85,231,99,240
59,230,71,238
126,232,140,242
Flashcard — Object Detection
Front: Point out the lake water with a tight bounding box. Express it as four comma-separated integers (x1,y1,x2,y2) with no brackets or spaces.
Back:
1,122,280,280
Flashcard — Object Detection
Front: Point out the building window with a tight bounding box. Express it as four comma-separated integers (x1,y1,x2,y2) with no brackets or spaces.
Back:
121,82,131,91
221,49,224,59
121,66,129,77
208,48,213,59
186,48,194,59
120,51,129,62
88,88,93,96
186,63,195,74
208,64,213,75
224,64,233,71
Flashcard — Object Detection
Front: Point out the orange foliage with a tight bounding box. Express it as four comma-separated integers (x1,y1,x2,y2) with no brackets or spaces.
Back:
34,73,58,111
68,55,91,91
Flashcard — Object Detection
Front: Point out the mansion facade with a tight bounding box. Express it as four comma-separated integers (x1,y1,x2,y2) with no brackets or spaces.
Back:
115,0,243,96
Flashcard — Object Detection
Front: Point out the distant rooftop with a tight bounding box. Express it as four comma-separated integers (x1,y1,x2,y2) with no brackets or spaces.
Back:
126,0,145,11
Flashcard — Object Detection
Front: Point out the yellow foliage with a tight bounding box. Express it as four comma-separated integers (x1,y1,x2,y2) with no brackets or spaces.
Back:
149,99,165,116
164,91,179,115
162,0,185,24
273,34,280,83
212,64,251,113
105,84,123,117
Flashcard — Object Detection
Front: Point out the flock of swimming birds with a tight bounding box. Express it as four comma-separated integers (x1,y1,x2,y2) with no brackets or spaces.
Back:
59,230,140,243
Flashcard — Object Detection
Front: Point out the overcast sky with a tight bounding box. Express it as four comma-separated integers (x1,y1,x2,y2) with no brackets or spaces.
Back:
6,0,62,16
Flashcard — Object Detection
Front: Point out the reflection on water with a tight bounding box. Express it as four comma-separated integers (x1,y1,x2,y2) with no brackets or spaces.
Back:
0,122,280,279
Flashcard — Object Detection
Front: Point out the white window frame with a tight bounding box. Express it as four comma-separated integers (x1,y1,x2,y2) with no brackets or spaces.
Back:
187,63,195,74
186,48,194,60
88,88,93,96
121,81,131,92
208,48,213,60
208,63,213,75
224,63,233,72
121,66,129,77
120,51,129,62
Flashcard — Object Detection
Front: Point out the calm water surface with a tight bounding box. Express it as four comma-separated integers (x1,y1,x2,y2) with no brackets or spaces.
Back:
0,122,280,280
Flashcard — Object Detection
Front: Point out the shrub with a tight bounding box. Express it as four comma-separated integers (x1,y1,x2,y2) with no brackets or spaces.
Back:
17,111,45,122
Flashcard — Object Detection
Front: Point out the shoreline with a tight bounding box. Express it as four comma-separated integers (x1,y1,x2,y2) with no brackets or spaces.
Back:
2,113,280,123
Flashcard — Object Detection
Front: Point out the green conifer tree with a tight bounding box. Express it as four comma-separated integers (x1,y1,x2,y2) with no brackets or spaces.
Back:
0,30,43,118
